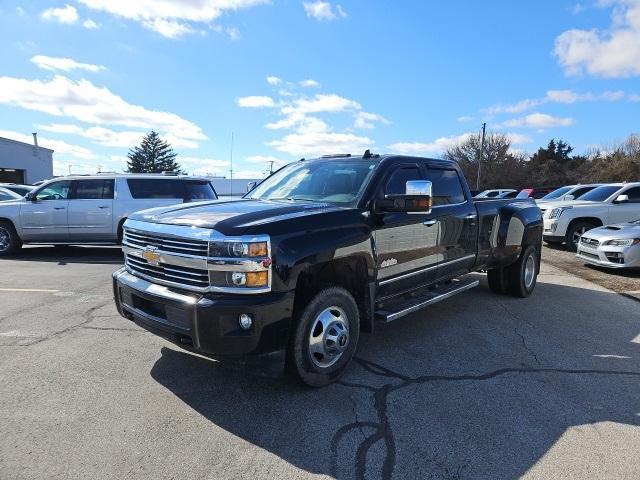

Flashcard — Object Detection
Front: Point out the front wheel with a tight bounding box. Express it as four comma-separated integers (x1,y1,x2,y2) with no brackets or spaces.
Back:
565,220,597,252
0,221,22,256
289,286,359,387
506,245,539,298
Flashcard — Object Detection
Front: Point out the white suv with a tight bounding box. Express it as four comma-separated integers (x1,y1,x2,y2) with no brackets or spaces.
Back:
0,174,217,255
542,182,640,251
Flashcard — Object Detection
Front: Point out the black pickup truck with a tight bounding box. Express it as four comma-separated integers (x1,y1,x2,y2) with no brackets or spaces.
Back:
113,153,542,386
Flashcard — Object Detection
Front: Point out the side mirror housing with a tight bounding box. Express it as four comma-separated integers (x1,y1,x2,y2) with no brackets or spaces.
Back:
374,180,433,214
614,194,629,203
564,194,575,201
246,181,258,192
25,192,36,202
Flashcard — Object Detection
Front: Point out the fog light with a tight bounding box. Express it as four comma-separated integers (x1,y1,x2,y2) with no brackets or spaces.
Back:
246,271,268,287
231,272,247,286
239,313,253,330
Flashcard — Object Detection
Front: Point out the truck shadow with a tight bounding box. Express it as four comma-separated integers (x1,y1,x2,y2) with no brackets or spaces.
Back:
5,245,123,265
149,281,640,479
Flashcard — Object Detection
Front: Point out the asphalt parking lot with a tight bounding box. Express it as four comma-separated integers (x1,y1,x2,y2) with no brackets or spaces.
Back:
1,246,640,479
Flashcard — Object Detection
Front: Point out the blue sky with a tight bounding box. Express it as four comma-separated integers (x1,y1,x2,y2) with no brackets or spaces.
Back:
1,0,639,178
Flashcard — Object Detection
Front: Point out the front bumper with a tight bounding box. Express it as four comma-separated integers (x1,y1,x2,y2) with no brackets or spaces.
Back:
576,243,640,269
112,268,294,369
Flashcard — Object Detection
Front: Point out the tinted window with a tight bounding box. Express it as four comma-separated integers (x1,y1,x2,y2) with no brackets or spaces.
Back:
579,186,622,202
426,169,466,206
5,186,31,196
485,191,500,198
541,186,572,200
385,167,422,195
502,191,518,198
36,181,71,200
623,187,640,202
572,186,595,198
0,190,16,201
184,181,217,201
73,179,114,199
127,179,217,200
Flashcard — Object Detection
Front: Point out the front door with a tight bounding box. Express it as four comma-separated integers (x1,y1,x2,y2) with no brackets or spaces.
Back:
374,164,440,299
19,180,71,241
67,179,115,240
608,186,640,224
423,168,478,280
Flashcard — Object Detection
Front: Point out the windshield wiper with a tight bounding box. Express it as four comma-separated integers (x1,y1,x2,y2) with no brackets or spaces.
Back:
269,197,319,202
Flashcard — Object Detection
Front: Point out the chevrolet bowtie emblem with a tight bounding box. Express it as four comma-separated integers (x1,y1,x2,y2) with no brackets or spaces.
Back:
142,247,161,266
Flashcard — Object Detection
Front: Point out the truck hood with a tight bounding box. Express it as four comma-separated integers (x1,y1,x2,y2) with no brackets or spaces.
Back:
129,198,344,233
539,200,605,210
582,221,640,240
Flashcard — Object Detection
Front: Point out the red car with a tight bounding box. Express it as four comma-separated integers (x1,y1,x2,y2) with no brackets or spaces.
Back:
517,187,561,199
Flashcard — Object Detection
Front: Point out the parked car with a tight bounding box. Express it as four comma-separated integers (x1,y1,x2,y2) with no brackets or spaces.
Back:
576,219,640,269
542,182,640,251
0,174,218,255
0,183,34,196
0,187,22,202
537,184,602,205
112,152,542,386
517,187,561,199
474,189,517,198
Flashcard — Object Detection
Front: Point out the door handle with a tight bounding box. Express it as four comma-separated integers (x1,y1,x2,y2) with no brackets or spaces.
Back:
423,219,437,227
54,207,66,210
464,213,477,220
98,206,110,209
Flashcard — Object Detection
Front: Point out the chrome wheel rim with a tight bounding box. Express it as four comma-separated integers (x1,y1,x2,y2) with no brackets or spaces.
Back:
572,226,588,246
524,254,536,289
308,306,350,369
0,227,10,252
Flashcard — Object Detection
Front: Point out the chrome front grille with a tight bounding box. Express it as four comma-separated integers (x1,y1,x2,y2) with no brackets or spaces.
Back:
125,254,210,289
580,237,600,247
123,228,209,257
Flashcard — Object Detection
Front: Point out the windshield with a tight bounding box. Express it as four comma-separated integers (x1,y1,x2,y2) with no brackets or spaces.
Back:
577,185,621,202
245,159,378,205
541,186,572,200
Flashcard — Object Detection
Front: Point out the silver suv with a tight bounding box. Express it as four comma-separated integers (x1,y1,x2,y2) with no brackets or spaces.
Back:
0,174,217,255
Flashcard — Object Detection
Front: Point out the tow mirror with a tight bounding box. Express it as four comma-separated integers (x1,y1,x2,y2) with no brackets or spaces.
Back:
614,194,629,204
375,180,433,214
246,181,258,192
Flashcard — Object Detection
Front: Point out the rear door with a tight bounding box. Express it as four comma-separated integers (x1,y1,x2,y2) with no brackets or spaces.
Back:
609,186,640,223
374,163,440,299
19,180,71,241
67,179,115,240
423,167,478,280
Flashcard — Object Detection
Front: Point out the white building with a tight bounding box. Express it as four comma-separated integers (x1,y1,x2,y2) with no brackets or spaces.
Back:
0,134,53,184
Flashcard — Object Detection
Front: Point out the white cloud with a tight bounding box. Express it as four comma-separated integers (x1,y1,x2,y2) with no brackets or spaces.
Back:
41,4,78,24
30,55,106,73
388,133,475,155
77,0,269,38
233,169,267,178
483,98,542,115
502,113,575,129
226,26,241,40
82,19,100,29
237,95,276,108
0,129,96,160
353,111,389,129
484,88,626,114
554,0,640,77
302,1,347,21
268,132,371,156
457,115,474,123
267,76,282,86
505,133,533,144
178,157,230,175
300,79,321,88
630,93,640,101
0,75,205,145
288,94,360,114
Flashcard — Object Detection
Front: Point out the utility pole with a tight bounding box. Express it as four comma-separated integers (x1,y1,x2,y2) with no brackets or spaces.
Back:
476,122,486,191
229,132,234,197
268,159,275,175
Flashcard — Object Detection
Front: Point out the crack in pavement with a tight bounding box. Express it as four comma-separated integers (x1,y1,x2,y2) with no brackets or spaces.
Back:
330,357,640,480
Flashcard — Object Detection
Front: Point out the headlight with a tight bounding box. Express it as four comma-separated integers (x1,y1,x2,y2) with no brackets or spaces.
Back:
549,206,572,219
209,241,269,258
210,271,270,288
604,238,640,246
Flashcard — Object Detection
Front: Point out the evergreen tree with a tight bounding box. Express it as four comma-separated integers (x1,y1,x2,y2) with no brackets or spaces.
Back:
127,131,183,173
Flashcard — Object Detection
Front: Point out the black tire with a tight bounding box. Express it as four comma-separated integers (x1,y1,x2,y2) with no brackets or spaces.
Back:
117,219,126,245
506,245,539,298
543,239,563,245
487,267,509,294
0,221,22,256
289,286,359,387
565,220,597,252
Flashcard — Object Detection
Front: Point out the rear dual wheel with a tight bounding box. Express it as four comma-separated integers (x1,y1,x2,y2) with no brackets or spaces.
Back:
487,245,538,298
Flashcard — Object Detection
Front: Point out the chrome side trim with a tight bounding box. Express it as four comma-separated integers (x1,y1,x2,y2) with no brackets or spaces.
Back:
378,254,476,286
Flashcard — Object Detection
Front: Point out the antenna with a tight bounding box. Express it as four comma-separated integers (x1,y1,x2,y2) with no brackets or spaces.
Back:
229,132,234,197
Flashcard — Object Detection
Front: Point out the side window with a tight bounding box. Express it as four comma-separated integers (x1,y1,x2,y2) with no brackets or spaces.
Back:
572,187,591,198
384,167,422,196
184,181,217,201
623,187,640,202
127,179,184,199
426,169,466,206
73,179,115,200
35,181,71,201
